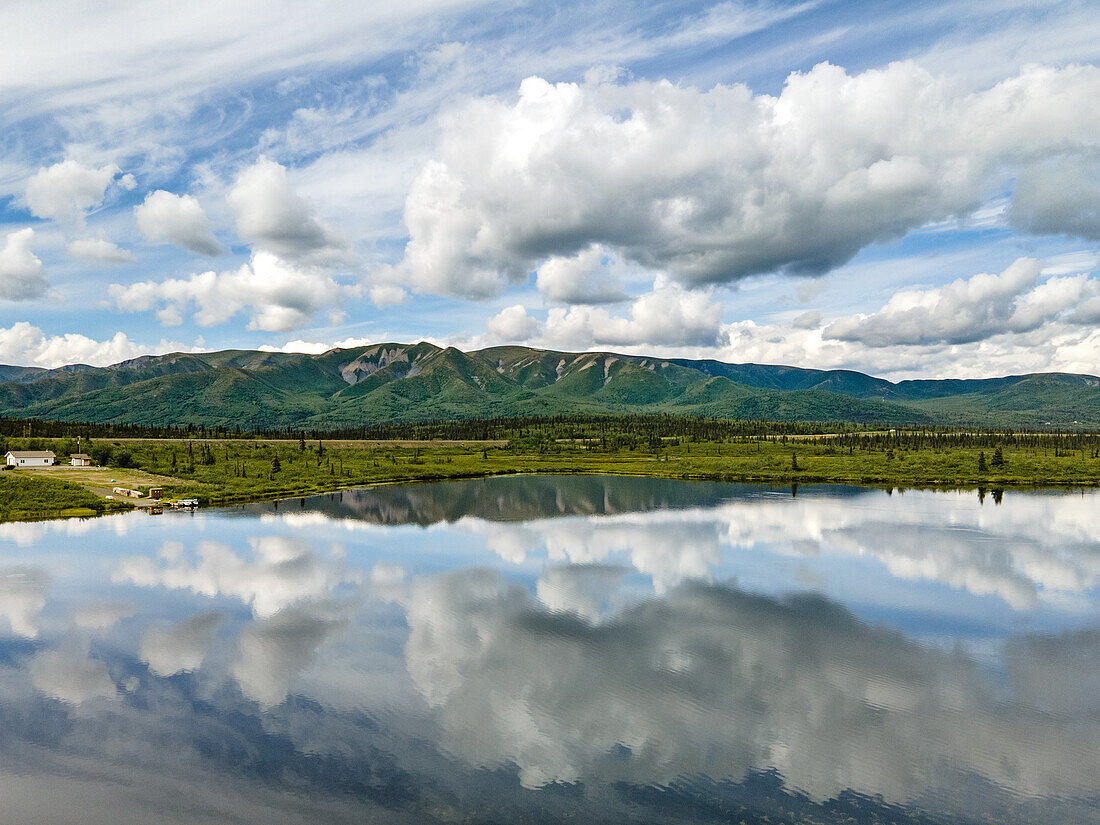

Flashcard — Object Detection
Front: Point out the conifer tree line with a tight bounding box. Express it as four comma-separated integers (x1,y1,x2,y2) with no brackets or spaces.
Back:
0,413,1097,455
825,429,1100,453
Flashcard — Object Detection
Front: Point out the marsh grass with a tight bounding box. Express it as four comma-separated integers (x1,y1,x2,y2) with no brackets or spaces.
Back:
2,428,1098,521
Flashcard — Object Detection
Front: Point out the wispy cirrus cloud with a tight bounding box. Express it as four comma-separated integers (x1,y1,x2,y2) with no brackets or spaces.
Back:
0,1,1098,376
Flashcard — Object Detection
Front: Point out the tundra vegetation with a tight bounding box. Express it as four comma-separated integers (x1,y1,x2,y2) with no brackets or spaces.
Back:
0,472,129,520
1,415,1098,521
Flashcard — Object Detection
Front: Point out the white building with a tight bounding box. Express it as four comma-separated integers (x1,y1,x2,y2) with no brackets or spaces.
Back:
5,450,56,467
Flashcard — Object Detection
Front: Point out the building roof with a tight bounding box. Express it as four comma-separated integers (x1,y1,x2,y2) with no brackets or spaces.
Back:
6,451,56,458
69,453,92,460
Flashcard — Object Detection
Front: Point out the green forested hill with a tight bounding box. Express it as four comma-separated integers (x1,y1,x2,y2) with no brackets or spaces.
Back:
0,342,1096,429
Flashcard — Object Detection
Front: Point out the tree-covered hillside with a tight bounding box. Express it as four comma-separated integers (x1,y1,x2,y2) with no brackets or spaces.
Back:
0,343,1096,429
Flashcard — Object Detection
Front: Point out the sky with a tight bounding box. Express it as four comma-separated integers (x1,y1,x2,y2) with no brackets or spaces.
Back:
0,0,1098,379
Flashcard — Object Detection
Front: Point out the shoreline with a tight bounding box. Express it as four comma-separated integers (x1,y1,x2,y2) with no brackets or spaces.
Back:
2,429,1098,523
3,461,1097,526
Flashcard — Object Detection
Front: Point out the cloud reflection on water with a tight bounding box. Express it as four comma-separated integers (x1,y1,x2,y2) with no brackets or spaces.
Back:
138,611,223,676
1,478,1098,824
114,535,355,618
0,566,49,638
459,486,1100,609
396,565,1100,803
257,478,1100,611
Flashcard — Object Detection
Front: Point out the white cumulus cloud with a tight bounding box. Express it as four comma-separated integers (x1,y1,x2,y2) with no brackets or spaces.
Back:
535,245,628,304
705,255,1100,380
825,257,1099,347
0,321,192,368
393,62,1100,299
227,157,344,262
67,237,137,264
258,336,375,355
231,601,348,707
135,190,224,256
109,250,347,331
24,159,123,227
0,228,49,299
485,304,543,342
540,276,725,349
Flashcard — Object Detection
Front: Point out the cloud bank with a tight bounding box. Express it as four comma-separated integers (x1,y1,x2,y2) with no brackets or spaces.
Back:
824,257,1100,347
0,322,190,369
391,62,1100,300
110,251,347,332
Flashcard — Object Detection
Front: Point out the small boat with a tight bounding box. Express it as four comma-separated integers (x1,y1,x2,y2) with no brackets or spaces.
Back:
167,498,199,509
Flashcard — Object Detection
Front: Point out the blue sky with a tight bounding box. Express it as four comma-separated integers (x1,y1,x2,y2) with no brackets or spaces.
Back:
0,0,1098,378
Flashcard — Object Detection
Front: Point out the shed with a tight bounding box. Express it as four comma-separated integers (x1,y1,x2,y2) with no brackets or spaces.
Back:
5,451,55,467
70,453,93,466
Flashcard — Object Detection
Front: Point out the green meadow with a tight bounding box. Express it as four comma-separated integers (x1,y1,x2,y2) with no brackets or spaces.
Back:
2,421,1097,520
0,472,130,521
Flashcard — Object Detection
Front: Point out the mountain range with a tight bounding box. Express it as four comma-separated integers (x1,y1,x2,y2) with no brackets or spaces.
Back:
0,343,1097,429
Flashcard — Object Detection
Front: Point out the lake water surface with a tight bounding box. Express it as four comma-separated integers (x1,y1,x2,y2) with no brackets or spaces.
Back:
1,475,1099,824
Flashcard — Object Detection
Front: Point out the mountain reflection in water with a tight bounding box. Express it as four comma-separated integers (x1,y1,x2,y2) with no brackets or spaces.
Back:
0,476,1098,824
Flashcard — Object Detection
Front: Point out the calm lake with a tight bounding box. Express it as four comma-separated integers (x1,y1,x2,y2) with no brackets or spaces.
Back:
1,475,1098,824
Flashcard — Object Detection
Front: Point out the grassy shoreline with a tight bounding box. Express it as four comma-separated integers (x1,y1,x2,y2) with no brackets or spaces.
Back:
1,430,1098,522
0,473,131,522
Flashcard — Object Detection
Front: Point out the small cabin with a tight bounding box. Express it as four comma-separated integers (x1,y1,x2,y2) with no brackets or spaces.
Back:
5,450,55,467
69,453,93,467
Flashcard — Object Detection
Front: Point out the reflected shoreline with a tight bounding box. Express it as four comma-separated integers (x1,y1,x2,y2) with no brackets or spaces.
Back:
7,466,1097,528
227,473,1092,528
